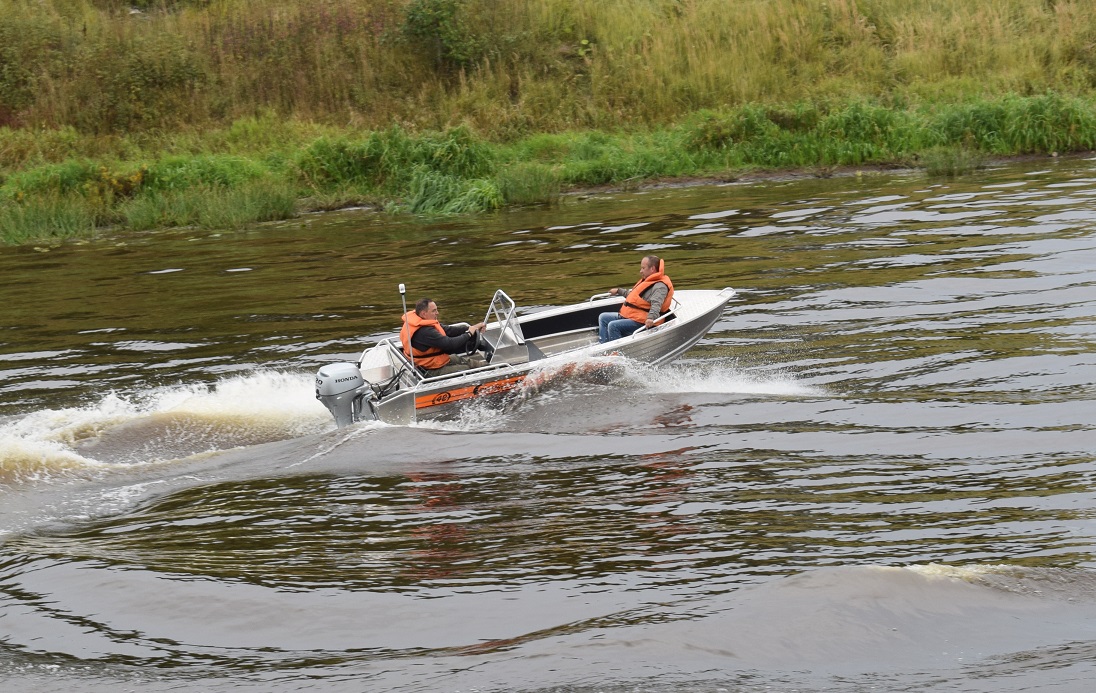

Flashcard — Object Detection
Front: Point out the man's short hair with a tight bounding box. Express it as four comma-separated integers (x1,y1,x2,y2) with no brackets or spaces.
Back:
644,255,662,270
414,297,434,316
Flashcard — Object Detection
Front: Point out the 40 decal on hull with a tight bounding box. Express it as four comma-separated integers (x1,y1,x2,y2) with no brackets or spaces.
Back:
416,375,527,409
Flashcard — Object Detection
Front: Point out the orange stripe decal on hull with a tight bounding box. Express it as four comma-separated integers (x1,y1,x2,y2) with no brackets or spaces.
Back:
415,375,527,409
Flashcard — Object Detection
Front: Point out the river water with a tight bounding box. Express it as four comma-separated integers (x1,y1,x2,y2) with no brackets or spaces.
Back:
2,157,1096,692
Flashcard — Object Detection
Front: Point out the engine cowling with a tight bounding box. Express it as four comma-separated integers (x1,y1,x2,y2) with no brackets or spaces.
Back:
315,363,372,428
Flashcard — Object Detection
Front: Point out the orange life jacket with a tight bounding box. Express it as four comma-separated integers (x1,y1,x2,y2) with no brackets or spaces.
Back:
400,311,452,370
619,260,675,323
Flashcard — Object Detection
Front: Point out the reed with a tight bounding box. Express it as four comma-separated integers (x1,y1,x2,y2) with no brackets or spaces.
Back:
401,168,502,214
921,147,987,178
294,125,493,193
0,193,98,245
121,178,298,231
494,162,562,206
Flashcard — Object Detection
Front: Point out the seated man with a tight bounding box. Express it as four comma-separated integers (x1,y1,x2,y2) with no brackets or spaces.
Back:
598,255,675,343
400,297,488,376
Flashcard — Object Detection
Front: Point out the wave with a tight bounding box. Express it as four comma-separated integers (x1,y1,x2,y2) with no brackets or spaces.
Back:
639,358,822,397
909,562,1096,602
420,355,817,434
0,356,811,452
0,370,332,484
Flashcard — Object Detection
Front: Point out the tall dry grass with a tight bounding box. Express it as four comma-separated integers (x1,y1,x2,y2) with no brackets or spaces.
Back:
3,0,1095,139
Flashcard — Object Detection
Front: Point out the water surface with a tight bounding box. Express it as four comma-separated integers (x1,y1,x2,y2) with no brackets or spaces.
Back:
2,158,1096,692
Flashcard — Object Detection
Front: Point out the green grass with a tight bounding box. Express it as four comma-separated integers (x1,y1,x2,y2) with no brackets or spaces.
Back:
495,162,562,206
4,93,1096,244
921,147,987,178
4,1,1096,243
121,179,298,231
0,194,99,245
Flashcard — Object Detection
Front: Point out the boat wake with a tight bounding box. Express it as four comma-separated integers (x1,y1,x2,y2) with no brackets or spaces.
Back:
637,358,822,397
0,370,331,484
428,356,819,433
1,357,816,482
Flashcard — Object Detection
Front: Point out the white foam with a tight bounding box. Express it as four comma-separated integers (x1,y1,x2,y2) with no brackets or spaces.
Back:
0,370,331,483
635,359,822,397
417,357,818,433
141,370,329,430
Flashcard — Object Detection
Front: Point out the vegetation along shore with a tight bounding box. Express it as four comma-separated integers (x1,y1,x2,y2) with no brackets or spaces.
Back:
3,0,1096,245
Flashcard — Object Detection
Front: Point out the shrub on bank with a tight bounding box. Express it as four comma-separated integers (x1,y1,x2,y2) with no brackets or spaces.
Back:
295,126,494,191
4,94,1096,245
144,155,270,192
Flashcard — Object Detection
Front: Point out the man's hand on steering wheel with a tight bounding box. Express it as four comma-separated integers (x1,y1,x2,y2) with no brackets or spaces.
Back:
464,323,487,355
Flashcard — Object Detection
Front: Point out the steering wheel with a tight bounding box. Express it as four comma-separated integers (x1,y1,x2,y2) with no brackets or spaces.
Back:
463,329,478,355
466,330,495,362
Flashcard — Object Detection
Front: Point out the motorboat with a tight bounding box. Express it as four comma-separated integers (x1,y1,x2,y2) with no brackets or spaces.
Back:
315,287,737,427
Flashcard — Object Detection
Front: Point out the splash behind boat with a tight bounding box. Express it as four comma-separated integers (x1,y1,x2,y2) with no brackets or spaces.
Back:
315,287,736,427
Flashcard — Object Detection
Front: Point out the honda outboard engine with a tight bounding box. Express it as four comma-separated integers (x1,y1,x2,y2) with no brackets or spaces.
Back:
315,363,373,428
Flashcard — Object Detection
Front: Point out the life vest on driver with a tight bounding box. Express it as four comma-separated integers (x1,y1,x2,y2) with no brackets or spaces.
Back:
619,261,674,323
400,311,452,370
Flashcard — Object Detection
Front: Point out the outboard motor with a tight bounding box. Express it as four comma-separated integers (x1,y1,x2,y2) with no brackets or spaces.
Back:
315,363,373,428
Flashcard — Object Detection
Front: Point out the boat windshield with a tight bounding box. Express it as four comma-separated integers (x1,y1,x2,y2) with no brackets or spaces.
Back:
482,290,526,356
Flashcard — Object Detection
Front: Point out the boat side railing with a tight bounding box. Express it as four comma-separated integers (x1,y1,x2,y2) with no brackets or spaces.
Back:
361,336,521,389
357,338,424,392
535,326,599,338
418,359,521,384
613,295,683,338
630,311,674,338
631,288,737,337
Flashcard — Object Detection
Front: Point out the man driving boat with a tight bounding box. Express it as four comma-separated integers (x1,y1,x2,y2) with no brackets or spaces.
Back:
598,255,675,343
401,298,488,376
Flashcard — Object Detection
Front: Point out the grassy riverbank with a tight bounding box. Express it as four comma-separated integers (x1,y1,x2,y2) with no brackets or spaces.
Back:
3,0,1096,244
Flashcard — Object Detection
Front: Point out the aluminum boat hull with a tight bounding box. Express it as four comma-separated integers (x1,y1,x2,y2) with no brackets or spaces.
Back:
315,287,736,427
